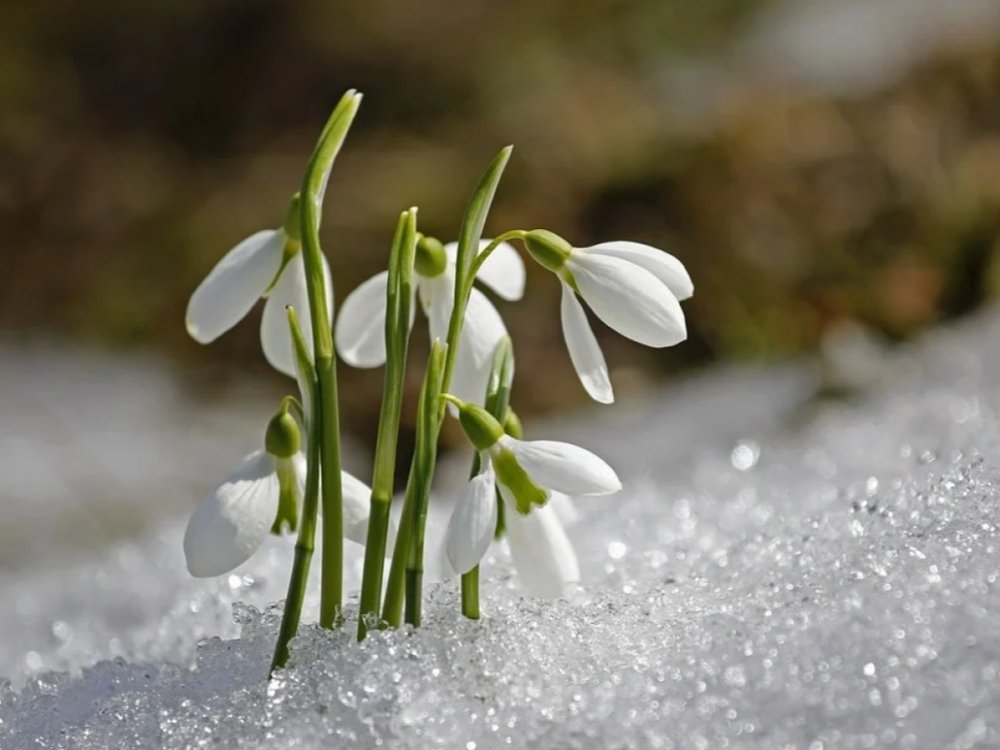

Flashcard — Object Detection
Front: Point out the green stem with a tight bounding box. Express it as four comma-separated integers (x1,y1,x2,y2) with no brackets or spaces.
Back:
403,345,445,627
460,567,480,619
467,229,527,281
316,361,343,627
459,337,514,619
298,91,362,628
270,310,320,674
270,396,320,672
381,464,416,627
385,147,512,627
357,209,417,640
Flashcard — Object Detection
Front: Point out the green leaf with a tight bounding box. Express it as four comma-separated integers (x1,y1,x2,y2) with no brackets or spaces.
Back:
453,146,513,298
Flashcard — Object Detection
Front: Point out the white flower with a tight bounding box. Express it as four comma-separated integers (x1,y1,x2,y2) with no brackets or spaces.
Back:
526,232,693,404
185,228,333,377
444,434,620,598
335,239,525,405
183,449,374,577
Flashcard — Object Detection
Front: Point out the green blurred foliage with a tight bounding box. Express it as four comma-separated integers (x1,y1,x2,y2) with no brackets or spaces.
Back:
1,0,999,445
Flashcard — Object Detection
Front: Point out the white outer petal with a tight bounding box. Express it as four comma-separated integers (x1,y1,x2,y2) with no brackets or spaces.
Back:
478,241,526,301
335,271,391,368
444,463,498,574
186,230,284,344
183,451,279,577
418,272,454,346
342,470,387,546
502,493,579,599
548,492,581,526
585,241,693,300
568,253,686,348
500,435,621,496
261,252,334,377
451,288,510,406
560,282,613,404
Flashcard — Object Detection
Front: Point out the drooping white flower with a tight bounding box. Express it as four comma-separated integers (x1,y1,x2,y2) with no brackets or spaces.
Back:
185,225,333,378
335,238,525,405
443,397,620,597
525,231,693,405
183,450,375,578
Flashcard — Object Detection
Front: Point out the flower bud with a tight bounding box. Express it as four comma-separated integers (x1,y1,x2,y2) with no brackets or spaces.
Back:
524,230,572,272
415,235,448,278
447,395,505,451
265,410,301,458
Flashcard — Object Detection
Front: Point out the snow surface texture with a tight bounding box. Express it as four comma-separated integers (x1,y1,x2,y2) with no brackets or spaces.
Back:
4,308,1000,749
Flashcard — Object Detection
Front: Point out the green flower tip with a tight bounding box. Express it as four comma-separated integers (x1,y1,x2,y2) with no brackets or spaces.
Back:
444,394,505,451
524,229,572,272
415,234,447,278
493,448,547,515
265,410,301,458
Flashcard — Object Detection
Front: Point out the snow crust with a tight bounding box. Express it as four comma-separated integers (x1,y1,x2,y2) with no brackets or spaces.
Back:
3,311,1000,748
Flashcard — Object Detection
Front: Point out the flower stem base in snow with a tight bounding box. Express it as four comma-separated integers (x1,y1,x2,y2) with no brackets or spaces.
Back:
461,567,480,619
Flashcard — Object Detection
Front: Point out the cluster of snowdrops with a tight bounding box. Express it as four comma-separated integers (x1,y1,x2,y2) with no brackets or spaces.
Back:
181,91,693,672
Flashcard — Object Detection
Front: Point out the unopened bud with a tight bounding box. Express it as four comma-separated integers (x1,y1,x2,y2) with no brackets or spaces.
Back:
265,411,301,458
415,235,448,278
524,229,571,272
445,395,505,451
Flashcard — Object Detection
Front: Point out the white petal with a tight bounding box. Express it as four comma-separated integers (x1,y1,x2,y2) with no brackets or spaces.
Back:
451,288,510,406
342,470,381,546
568,253,686,348
476,241,525,301
585,241,693,301
560,283,613,404
501,435,621,496
261,252,334,377
418,272,454,346
292,452,308,498
183,451,279,577
502,494,579,599
548,492,581,526
186,230,284,344
335,272,390,367
444,464,498,574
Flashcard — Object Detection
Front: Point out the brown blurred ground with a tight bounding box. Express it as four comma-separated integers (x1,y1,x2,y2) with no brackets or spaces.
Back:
1,0,999,449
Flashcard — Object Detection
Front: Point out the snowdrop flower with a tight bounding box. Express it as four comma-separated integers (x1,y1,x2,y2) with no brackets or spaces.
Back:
183,409,372,577
523,230,693,404
442,396,621,597
335,236,525,404
185,196,332,377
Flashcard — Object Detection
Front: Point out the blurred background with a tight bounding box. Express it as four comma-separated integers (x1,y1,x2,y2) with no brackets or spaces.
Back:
2,0,1000,559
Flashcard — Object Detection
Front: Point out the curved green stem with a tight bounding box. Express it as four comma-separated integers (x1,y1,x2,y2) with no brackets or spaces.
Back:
467,229,527,281
298,90,362,628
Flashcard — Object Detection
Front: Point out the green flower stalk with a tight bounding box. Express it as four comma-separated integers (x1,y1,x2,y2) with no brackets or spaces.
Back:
461,335,515,620
382,146,513,627
271,307,320,673
297,90,362,628
356,208,417,640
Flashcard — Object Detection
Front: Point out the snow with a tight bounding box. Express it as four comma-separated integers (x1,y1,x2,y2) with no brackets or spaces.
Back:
3,309,1000,748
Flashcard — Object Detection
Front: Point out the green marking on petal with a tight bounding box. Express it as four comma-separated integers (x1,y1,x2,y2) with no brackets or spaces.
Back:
493,447,548,515
271,457,299,535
